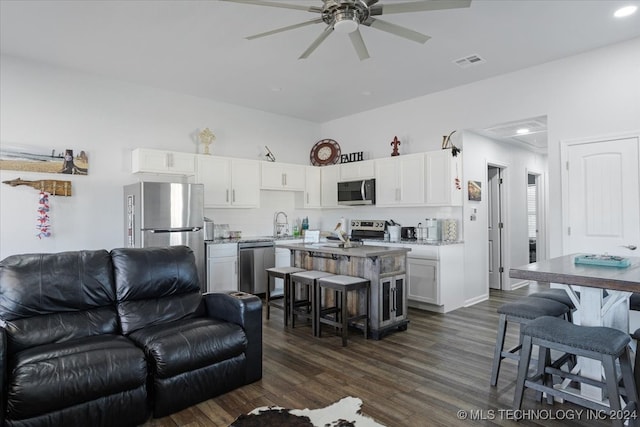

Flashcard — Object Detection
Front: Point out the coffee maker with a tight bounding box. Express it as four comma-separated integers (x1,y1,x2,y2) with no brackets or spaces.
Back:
424,218,441,242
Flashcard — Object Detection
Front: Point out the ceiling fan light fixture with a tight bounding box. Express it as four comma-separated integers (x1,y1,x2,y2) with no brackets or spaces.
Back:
334,11,359,33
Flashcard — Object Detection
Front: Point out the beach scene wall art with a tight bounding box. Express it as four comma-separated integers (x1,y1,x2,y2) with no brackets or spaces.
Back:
0,144,88,175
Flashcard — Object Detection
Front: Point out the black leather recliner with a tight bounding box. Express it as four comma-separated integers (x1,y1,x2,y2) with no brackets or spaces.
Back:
0,246,262,426
111,246,262,417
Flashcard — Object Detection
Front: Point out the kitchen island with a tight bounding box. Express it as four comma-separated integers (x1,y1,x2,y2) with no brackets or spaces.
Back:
276,242,411,339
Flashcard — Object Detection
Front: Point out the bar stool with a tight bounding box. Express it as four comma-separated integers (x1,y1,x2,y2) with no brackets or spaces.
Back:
289,270,335,335
528,288,576,322
514,316,638,427
265,266,306,327
317,275,370,347
490,296,571,386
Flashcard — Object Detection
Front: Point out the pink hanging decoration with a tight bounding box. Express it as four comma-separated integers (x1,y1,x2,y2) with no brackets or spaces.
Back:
36,191,51,239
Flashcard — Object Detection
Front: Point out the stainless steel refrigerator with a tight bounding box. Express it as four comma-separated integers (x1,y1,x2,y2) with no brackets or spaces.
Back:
124,182,205,291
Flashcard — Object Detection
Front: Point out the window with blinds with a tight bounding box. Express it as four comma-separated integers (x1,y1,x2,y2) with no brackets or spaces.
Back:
527,182,537,239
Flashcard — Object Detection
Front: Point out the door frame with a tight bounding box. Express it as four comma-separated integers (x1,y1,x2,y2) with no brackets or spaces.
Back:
526,168,547,262
487,161,510,290
560,131,640,255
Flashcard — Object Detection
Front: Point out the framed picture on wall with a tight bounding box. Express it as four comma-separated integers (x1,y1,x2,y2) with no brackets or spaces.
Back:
468,180,481,201
0,145,88,175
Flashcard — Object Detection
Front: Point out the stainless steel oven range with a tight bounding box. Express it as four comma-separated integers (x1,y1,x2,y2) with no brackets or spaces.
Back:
350,219,386,240
238,239,275,295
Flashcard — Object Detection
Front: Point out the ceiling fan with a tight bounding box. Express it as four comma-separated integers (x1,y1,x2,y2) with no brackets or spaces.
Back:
223,0,472,60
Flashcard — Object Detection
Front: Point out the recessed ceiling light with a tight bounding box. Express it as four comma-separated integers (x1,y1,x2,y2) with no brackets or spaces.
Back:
361,90,372,96
614,5,637,17
516,128,530,135
270,87,281,92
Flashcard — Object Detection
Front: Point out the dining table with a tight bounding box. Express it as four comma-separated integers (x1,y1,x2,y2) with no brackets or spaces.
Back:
510,253,640,403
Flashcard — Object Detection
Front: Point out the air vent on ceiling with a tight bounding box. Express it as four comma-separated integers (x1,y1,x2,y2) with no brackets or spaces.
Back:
453,54,486,68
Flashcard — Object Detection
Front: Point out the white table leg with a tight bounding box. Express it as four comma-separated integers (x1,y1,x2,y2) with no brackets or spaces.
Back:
557,284,632,402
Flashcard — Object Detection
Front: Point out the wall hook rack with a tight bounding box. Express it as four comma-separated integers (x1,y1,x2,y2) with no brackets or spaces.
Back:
2,177,72,196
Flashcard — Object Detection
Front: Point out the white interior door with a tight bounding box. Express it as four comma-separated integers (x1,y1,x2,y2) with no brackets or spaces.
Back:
563,136,640,256
488,166,503,289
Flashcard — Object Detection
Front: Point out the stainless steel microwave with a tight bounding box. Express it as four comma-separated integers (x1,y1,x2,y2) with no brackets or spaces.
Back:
337,179,376,206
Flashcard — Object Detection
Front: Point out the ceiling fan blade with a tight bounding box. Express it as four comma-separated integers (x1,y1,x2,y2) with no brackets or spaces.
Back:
370,0,471,15
364,18,430,44
246,17,324,40
221,0,322,13
349,29,370,61
299,26,334,59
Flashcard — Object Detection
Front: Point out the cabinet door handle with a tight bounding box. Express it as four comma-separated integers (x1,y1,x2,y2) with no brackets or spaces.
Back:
166,153,173,168
226,189,229,202
232,189,236,202
306,192,309,204
391,287,396,312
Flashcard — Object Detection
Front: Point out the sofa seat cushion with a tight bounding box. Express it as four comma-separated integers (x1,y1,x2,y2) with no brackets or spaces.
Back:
128,317,247,379
6,334,147,420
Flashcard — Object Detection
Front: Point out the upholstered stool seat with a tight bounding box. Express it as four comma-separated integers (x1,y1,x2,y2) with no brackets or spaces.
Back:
528,288,577,323
528,288,575,310
490,296,571,386
265,266,306,327
317,275,370,347
514,316,638,427
290,270,335,335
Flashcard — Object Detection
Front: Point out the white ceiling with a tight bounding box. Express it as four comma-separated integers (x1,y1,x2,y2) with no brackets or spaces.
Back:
1,0,639,126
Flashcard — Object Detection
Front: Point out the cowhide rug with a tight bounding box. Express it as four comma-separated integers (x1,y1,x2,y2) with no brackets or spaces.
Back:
229,396,386,427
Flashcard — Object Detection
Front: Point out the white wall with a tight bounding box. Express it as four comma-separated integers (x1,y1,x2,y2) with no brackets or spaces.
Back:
2,37,639,306
0,56,320,259
461,132,547,303
321,37,640,305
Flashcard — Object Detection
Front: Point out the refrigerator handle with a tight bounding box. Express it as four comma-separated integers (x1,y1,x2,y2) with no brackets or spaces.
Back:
147,227,202,233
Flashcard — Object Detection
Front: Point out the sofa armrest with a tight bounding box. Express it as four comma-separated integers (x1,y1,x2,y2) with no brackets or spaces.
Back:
1,327,6,426
204,292,262,383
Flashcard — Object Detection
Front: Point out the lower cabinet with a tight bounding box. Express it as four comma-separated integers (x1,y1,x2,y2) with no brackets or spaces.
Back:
407,257,438,305
379,274,407,329
406,244,465,313
206,243,238,293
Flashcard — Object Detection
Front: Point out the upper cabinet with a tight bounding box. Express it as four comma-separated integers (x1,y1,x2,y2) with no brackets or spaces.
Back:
132,148,196,175
261,162,305,191
196,155,260,208
424,150,463,206
320,164,342,208
375,153,425,206
302,166,322,208
340,159,375,181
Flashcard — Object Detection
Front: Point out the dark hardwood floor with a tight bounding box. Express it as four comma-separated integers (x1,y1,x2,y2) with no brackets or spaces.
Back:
144,283,618,427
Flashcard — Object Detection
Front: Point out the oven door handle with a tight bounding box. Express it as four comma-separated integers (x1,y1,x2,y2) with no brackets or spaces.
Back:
361,180,366,201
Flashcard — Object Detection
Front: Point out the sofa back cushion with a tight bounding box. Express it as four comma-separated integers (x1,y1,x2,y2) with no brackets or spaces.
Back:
111,246,203,335
0,250,118,354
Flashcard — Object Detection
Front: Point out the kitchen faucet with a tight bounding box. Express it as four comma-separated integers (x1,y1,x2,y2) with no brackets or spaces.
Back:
273,211,288,237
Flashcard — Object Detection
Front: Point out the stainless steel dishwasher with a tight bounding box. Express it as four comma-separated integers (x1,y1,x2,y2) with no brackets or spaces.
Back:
238,239,275,295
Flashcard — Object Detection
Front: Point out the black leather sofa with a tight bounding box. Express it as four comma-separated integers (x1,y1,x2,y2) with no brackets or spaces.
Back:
0,245,262,427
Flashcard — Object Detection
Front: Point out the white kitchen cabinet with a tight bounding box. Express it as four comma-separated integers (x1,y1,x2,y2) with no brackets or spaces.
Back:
424,150,463,206
375,153,425,206
339,160,375,180
196,155,260,208
261,162,305,191
132,148,196,175
296,166,321,208
406,243,465,313
407,257,438,305
321,164,342,208
206,243,238,293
